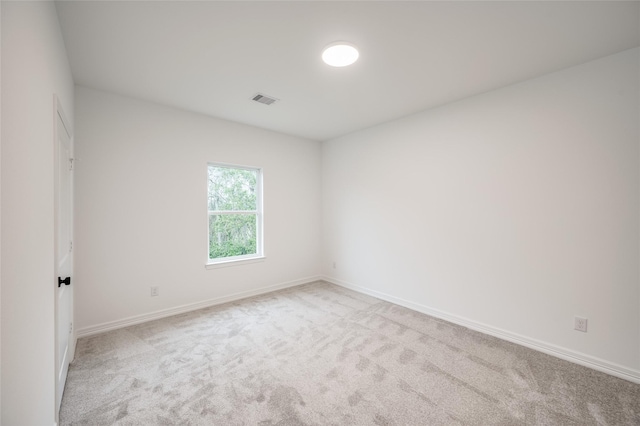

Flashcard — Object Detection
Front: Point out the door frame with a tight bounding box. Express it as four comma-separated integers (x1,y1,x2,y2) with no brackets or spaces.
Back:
53,95,75,419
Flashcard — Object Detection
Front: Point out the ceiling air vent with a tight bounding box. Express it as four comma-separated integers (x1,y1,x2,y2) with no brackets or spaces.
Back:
252,93,278,106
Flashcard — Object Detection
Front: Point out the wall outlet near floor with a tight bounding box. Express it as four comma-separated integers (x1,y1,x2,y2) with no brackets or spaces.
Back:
332,261,336,269
574,316,588,332
150,286,159,297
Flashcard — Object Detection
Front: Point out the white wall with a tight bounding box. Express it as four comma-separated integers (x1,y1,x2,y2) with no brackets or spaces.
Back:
322,48,640,378
74,87,321,332
0,3,3,420
0,2,3,420
1,2,74,424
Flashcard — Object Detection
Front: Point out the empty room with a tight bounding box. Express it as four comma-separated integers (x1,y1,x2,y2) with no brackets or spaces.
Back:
2,1,640,424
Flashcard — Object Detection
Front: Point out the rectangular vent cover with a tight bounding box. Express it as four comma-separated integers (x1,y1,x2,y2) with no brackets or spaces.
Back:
252,93,278,105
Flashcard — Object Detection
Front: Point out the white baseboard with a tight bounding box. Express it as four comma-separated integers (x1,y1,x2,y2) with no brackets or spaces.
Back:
69,334,77,363
322,275,640,385
76,275,322,338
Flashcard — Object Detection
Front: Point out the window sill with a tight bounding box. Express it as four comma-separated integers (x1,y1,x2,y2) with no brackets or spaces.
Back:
205,256,266,270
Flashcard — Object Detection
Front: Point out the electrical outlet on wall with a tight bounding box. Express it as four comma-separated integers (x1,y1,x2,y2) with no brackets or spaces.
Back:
574,316,588,332
150,286,159,297
332,261,336,269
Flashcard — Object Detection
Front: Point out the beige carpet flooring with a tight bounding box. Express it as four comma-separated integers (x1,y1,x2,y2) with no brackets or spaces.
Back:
60,281,640,425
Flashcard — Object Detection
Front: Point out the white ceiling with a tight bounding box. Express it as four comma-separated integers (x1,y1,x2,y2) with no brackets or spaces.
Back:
55,1,640,141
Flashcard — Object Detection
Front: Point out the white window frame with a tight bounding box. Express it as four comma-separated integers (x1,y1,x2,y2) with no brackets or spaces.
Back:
206,162,264,268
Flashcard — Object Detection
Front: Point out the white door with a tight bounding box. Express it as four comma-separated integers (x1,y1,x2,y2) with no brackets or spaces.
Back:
55,98,74,413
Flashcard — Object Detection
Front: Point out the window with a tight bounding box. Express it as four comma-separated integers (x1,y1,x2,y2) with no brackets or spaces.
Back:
207,163,263,264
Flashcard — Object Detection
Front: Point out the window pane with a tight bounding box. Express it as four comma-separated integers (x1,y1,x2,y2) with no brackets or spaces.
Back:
208,166,257,211
209,214,257,259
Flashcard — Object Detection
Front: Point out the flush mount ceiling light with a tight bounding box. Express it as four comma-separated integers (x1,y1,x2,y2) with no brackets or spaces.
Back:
322,42,359,67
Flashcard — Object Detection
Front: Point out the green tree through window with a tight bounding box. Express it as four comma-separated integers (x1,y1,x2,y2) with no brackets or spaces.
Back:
208,164,262,262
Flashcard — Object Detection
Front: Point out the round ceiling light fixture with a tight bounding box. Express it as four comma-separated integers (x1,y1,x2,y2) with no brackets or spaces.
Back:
322,42,359,67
